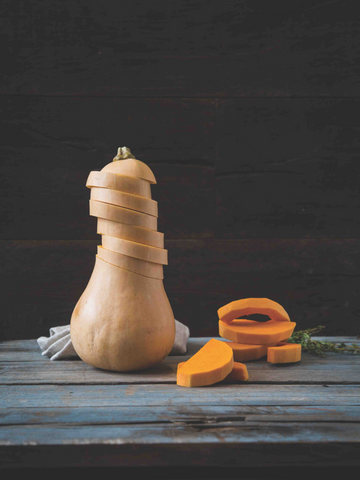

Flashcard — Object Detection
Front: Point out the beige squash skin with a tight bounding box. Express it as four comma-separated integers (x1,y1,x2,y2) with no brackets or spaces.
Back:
70,255,175,372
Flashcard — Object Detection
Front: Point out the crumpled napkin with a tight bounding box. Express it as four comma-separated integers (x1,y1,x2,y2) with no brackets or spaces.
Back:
37,319,190,361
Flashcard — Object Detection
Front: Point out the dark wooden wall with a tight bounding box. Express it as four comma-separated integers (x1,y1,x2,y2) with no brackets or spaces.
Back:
1,0,359,340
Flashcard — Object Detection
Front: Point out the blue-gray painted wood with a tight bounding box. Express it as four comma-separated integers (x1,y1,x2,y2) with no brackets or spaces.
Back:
1,405,359,426
2,384,360,408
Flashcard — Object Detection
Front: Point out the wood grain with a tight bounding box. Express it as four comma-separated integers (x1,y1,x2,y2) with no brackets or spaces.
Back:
1,0,359,97
215,98,360,238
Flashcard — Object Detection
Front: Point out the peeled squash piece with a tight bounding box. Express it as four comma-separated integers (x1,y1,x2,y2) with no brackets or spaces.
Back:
91,187,158,217
218,298,290,324
97,245,163,279
219,319,296,345
97,218,164,248
223,341,276,361
86,171,151,198
90,199,157,230
102,235,168,265
223,362,249,382
178,361,249,383
70,255,175,372
267,342,302,364
176,339,234,387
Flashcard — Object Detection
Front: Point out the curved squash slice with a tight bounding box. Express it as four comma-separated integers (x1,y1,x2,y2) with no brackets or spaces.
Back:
267,342,302,364
178,360,249,383
218,298,290,324
219,319,296,345
223,341,277,361
176,339,233,387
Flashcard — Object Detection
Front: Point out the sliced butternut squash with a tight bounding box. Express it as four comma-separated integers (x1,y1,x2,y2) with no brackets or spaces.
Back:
223,341,277,361
176,339,234,387
178,361,249,383
267,342,302,364
218,298,290,324
90,199,157,230
97,245,163,279
102,235,168,265
91,187,158,217
102,157,156,184
86,171,151,198
219,319,296,345
97,218,164,248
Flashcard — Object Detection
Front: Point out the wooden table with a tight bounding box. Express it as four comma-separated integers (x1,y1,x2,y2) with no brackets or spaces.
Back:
1,336,360,474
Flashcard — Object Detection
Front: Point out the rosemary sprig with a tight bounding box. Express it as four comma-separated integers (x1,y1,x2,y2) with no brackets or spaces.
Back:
287,325,360,357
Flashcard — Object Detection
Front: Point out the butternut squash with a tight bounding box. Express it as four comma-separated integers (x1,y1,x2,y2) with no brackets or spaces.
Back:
218,298,290,324
267,342,302,364
176,339,233,387
70,255,175,371
223,341,277,361
178,361,249,383
70,147,175,372
86,171,151,198
97,245,164,279
90,199,157,230
97,218,164,248
101,235,168,265
90,187,158,217
219,319,296,345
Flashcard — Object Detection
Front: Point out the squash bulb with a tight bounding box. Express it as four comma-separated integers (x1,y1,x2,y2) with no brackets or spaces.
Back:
70,147,175,371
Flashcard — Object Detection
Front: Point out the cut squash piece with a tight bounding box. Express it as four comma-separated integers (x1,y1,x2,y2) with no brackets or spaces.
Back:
223,362,249,382
219,319,296,345
90,199,157,230
223,341,277,361
97,246,164,279
218,297,290,324
102,235,168,265
97,218,164,248
176,339,233,387
267,342,302,364
91,187,158,217
178,360,249,383
86,171,151,198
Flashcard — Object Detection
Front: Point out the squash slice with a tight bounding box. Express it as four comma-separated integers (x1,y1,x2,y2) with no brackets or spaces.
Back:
86,170,151,198
91,187,158,217
223,341,277,361
219,319,296,345
218,298,290,324
178,360,249,383
267,342,302,364
90,199,157,230
176,339,233,387
97,218,164,248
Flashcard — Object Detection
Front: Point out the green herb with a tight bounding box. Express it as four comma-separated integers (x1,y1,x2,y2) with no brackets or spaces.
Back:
287,325,360,357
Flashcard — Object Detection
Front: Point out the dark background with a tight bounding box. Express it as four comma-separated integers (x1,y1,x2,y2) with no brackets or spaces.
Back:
1,0,359,340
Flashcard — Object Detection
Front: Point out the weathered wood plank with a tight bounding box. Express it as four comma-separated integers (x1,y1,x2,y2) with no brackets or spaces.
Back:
2,337,359,362
1,405,359,426
1,338,360,385
215,98,360,238
1,240,359,340
0,422,359,468
1,384,359,408
1,1,359,97
0,96,215,240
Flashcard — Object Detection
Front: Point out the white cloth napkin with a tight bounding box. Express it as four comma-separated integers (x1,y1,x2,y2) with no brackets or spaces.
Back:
37,319,190,361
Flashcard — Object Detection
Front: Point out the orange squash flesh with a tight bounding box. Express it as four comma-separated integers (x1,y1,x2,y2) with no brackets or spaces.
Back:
219,319,296,345
178,360,249,383
267,342,302,364
223,341,277,361
176,339,234,387
218,298,290,324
